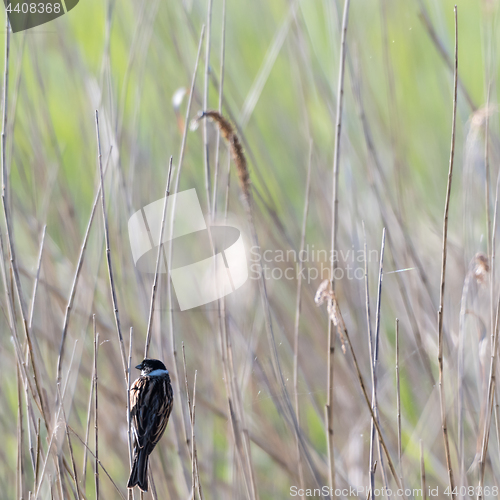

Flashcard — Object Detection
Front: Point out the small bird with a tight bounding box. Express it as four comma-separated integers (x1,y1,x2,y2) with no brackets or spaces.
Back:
127,358,174,492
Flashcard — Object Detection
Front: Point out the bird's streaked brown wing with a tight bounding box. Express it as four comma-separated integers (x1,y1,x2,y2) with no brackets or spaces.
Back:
130,375,173,450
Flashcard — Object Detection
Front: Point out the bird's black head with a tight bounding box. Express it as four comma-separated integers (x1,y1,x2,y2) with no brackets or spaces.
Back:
135,358,168,376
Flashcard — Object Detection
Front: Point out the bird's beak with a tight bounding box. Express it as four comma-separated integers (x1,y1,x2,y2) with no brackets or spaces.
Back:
135,363,142,370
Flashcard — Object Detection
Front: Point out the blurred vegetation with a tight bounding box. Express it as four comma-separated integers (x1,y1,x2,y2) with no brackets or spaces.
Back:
0,0,500,498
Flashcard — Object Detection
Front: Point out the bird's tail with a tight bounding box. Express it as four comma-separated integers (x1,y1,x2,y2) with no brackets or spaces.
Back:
127,448,149,492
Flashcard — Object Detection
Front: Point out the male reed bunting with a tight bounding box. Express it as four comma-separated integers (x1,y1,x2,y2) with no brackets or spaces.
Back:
127,358,174,492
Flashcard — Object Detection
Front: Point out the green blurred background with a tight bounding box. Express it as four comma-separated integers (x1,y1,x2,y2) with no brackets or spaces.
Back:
0,0,499,498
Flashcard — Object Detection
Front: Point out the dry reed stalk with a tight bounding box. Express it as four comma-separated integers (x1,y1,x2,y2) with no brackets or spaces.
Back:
485,82,491,280
25,223,44,476
293,140,313,499
182,344,204,500
82,321,99,488
29,224,46,330
350,54,435,385
329,0,349,492
458,257,477,487
68,427,127,500
363,222,375,499
368,230,389,499
166,28,206,485
203,0,214,218
374,231,391,496
478,264,500,490
57,147,112,383
56,383,82,500
218,305,256,499
484,81,500,466
199,108,322,497
215,116,238,495
330,0,350,289
225,304,259,500
192,372,203,500
395,319,404,494
95,110,128,382
0,227,44,443
193,109,261,499
94,316,99,500
364,461,377,500
416,0,475,111
48,474,54,500
25,376,36,476
324,298,336,486
211,0,226,220
1,17,49,430
55,456,64,500
379,0,404,217
34,341,78,498
420,440,426,500
491,124,500,469
315,280,401,489
148,470,159,500
216,278,251,493
127,327,134,466
127,327,135,500
144,157,173,358
437,7,457,499
17,366,25,500
34,418,41,493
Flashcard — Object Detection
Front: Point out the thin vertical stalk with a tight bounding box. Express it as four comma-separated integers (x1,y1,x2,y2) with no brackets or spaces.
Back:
28,224,46,330
420,440,426,500
458,258,474,493
95,110,128,381
363,221,374,498
491,103,500,470
330,0,350,291
293,140,312,499
57,383,82,500
57,147,112,383
437,7,457,499
25,224,45,476
333,300,401,488
128,327,135,500
82,344,95,489
478,265,500,494
34,418,41,494
128,327,134,467
94,316,99,500
182,344,204,500
192,372,203,500
144,157,173,358
212,0,226,220
369,230,389,499
2,16,49,430
485,82,491,281
17,366,24,500
326,1,350,494
396,319,404,492
203,0,213,217
167,28,206,477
